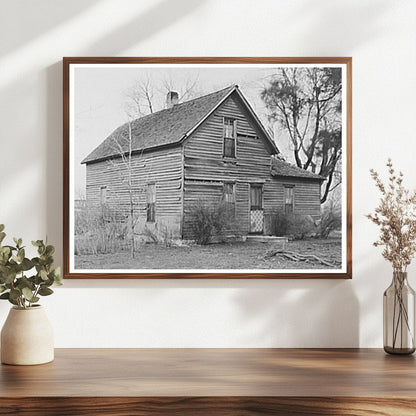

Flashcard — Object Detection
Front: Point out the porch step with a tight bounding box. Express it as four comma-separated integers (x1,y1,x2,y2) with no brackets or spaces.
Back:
246,235,288,243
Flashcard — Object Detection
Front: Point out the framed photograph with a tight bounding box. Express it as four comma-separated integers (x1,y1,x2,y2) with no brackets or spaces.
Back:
63,57,352,279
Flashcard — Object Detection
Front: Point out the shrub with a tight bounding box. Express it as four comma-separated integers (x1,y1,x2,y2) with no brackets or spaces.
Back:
143,224,175,247
317,202,342,239
190,201,230,245
288,214,316,240
271,210,316,240
271,210,290,236
74,205,128,254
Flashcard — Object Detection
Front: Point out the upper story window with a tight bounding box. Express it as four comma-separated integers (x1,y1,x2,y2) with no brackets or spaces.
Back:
284,186,294,214
223,117,237,158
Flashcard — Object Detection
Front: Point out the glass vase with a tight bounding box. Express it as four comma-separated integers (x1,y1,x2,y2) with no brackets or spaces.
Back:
383,271,415,355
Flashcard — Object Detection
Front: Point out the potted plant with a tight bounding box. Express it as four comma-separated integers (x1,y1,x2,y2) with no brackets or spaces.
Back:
0,224,62,365
367,160,416,354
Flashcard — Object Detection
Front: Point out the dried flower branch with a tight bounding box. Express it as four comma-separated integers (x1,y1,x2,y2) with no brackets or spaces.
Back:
366,159,416,272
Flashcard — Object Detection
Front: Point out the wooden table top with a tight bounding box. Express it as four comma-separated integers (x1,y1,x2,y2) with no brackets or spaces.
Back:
1,348,415,398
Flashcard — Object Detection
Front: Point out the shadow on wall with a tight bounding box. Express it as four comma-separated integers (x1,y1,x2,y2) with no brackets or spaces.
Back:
45,0,204,263
81,0,205,56
0,0,101,56
0,0,396,346
233,280,359,348
289,0,394,52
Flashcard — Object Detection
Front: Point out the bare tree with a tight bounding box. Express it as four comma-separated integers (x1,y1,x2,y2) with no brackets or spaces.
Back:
124,73,156,118
161,73,201,103
261,68,342,204
107,119,148,258
106,74,202,256
124,72,202,118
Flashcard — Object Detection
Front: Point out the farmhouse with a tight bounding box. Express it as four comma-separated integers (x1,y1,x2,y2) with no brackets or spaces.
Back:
82,85,324,241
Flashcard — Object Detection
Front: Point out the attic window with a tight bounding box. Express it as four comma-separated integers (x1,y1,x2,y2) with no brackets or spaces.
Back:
223,118,236,158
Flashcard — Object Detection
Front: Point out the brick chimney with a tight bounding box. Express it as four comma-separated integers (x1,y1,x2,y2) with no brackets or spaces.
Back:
166,91,179,109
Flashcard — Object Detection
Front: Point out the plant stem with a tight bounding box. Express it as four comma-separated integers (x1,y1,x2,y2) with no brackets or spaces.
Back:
391,275,414,350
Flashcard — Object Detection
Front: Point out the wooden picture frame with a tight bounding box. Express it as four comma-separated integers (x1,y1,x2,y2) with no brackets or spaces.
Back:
63,57,352,279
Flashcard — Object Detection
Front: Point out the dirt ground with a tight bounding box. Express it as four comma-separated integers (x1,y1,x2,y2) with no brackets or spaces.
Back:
75,238,342,270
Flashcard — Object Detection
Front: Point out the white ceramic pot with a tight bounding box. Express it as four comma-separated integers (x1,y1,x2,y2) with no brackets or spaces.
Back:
1,305,54,365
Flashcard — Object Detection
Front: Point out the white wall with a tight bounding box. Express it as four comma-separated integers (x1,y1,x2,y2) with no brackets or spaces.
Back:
0,0,415,347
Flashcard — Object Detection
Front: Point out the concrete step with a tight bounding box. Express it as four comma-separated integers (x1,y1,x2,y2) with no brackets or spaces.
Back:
246,235,288,243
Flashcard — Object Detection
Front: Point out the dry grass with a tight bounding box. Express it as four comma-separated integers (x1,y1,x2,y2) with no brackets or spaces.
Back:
74,238,342,270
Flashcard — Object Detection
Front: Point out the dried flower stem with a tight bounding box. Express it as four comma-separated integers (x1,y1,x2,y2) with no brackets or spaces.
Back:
366,159,416,272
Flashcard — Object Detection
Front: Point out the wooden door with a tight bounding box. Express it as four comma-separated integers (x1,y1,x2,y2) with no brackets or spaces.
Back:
250,184,263,234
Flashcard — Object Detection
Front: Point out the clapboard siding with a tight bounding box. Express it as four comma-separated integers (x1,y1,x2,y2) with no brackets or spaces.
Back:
182,181,223,239
183,96,272,183
271,177,322,217
183,96,276,235
85,91,323,241
85,147,183,237
182,180,250,239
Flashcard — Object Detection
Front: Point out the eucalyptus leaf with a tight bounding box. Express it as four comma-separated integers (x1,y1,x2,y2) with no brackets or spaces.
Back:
53,267,63,285
45,245,55,256
0,246,10,255
0,251,8,265
3,245,17,252
20,258,33,271
17,248,25,263
0,246,11,258
9,288,21,301
43,276,54,287
39,269,48,281
38,287,53,296
22,287,34,301
3,271,16,284
0,227,61,307
17,276,35,290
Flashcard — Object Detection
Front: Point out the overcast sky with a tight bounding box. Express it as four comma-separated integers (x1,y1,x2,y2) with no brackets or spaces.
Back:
72,64,342,195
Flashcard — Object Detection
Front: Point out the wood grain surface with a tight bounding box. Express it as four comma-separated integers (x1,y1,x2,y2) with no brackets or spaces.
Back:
1,348,414,415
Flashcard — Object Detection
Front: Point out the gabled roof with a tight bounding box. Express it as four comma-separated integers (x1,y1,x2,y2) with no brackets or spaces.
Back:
270,157,325,181
82,85,278,164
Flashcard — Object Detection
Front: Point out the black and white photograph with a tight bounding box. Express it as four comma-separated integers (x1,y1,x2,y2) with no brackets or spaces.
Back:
64,58,351,278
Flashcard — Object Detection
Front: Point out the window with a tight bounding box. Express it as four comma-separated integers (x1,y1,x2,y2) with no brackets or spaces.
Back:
223,183,235,216
284,186,294,213
223,117,236,158
250,185,263,210
146,183,156,222
100,186,107,205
